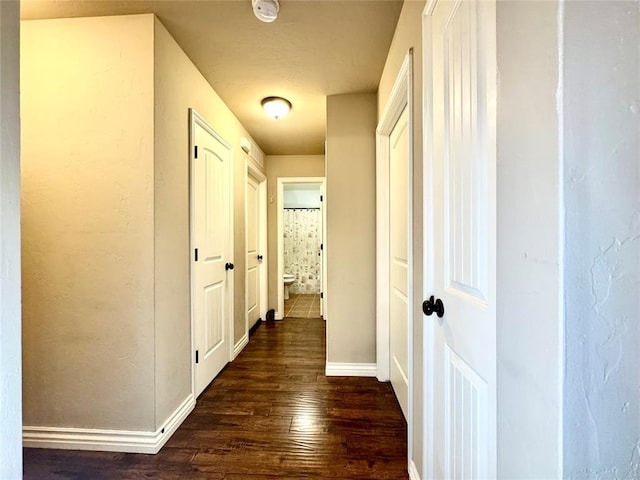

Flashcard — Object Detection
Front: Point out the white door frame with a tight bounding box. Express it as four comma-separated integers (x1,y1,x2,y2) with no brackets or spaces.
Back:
422,4,436,474
276,177,326,319
245,155,268,335
321,181,327,319
375,51,414,460
189,108,234,396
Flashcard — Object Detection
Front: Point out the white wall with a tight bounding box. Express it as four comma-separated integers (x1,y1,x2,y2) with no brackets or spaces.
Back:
563,2,640,477
284,186,321,208
496,2,563,477
0,1,22,477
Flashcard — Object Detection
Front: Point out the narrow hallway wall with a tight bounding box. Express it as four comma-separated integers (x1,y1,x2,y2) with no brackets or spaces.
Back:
325,93,377,367
0,0,22,477
21,13,265,449
563,2,640,476
377,0,424,471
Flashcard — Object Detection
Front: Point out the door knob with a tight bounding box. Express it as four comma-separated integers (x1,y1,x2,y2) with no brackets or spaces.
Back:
422,295,445,318
225,262,234,271
257,255,263,261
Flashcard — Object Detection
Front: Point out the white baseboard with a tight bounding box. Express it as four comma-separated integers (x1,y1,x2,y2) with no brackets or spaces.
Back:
325,362,377,377
23,394,195,454
408,459,421,480
233,333,249,359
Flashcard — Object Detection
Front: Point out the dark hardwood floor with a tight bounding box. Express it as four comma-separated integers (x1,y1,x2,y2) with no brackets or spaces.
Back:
24,317,408,479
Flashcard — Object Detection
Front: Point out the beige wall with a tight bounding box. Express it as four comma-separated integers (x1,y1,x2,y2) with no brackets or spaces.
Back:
264,155,325,311
21,15,156,431
377,0,425,472
21,13,265,437
153,20,265,352
325,93,377,364
153,17,265,423
0,1,22,477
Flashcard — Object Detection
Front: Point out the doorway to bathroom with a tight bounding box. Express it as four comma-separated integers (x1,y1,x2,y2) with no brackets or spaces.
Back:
276,177,326,320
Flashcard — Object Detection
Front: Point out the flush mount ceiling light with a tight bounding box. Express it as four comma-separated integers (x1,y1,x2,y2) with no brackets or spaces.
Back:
261,96,291,120
252,0,279,23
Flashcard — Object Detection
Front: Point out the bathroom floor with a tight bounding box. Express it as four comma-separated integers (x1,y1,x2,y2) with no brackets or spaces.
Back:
284,293,322,318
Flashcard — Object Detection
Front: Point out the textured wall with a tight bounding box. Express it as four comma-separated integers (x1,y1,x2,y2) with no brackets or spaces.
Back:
21,15,156,431
0,1,22,477
326,93,377,364
563,2,640,478
377,0,424,473
265,155,325,311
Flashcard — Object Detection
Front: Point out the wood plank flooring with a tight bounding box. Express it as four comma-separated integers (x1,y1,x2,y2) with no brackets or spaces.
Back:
23,318,408,479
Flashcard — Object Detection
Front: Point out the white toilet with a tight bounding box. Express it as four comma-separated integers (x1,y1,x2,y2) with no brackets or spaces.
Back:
283,273,296,300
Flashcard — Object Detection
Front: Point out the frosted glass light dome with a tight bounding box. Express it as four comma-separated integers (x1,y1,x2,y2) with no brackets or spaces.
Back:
261,96,292,120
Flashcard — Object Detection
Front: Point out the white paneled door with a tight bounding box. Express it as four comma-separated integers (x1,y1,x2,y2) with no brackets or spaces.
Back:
425,0,497,478
191,110,233,398
390,106,410,419
246,173,262,327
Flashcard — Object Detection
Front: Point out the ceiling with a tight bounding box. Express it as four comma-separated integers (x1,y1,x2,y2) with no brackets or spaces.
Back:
20,0,404,155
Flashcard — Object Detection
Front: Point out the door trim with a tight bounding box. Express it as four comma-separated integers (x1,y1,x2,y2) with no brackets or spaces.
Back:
375,50,414,459
245,155,267,339
276,177,326,319
422,5,436,475
188,108,234,397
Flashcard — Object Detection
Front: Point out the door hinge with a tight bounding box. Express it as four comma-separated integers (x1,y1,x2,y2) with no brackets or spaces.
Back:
194,248,198,261
320,243,323,251
194,145,198,159
195,350,199,364
320,195,323,202
320,292,324,299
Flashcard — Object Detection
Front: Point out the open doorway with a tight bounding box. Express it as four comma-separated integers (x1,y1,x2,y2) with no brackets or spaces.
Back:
276,177,326,320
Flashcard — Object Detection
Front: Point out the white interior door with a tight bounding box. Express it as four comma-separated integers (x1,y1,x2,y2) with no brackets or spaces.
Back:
425,0,497,478
191,111,233,398
389,106,410,419
246,173,262,327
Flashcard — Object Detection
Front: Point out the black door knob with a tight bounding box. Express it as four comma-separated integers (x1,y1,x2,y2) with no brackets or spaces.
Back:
225,262,234,271
422,295,445,318
257,255,263,261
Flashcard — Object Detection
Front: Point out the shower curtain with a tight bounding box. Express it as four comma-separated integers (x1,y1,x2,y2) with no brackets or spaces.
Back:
283,208,321,294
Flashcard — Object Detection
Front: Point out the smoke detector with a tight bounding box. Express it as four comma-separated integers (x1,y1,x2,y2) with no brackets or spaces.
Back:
252,0,279,23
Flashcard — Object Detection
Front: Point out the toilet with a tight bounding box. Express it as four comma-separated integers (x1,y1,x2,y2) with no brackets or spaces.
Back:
283,273,296,300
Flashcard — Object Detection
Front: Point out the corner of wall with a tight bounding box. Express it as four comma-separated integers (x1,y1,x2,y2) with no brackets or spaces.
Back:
0,1,23,477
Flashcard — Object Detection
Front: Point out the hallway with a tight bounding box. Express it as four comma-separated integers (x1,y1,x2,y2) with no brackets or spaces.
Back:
23,317,408,479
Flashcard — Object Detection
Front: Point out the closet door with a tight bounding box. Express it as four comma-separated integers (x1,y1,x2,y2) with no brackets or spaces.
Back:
191,110,233,397
425,1,497,477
